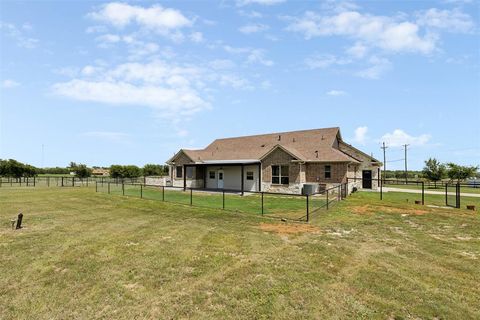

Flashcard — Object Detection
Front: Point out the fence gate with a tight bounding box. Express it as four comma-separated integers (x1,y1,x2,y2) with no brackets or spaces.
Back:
445,183,460,209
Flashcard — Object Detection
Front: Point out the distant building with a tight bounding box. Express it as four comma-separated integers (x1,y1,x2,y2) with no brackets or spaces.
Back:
92,168,110,176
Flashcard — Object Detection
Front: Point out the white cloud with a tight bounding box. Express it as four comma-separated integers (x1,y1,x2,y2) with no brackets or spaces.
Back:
86,25,108,33
380,129,431,147
0,22,39,49
356,56,392,79
189,31,204,43
346,42,368,58
286,10,438,54
209,59,236,70
2,79,20,88
81,65,98,76
326,90,346,96
353,126,368,145
239,23,269,34
89,2,192,29
416,8,474,33
238,10,263,18
305,54,351,69
224,45,274,66
81,131,130,143
237,0,285,6
52,59,256,119
96,33,121,44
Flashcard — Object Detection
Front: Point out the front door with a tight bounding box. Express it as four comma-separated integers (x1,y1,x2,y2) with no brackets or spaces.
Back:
217,170,224,189
362,170,372,189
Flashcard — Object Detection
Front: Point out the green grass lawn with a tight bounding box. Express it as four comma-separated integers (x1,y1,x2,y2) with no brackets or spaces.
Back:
1,187,479,319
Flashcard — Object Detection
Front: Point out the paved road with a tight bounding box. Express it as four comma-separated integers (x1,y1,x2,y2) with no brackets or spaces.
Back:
383,187,480,198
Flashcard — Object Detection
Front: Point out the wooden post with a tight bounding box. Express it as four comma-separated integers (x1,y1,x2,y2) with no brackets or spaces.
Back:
222,190,225,210
140,184,143,198
16,213,23,229
108,182,110,194
96,181,98,192
122,183,125,196
190,188,193,206
162,186,165,201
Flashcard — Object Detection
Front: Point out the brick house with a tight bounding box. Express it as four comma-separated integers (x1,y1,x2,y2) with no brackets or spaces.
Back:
166,127,381,194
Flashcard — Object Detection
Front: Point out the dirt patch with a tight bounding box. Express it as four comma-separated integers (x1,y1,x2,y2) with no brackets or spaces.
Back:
259,223,320,235
350,204,428,216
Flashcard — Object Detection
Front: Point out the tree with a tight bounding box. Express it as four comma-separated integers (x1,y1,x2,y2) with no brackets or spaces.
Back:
143,164,167,176
0,159,38,178
109,165,141,179
74,164,92,178
446,163,479,182
422,158,446,187
109,165,124,178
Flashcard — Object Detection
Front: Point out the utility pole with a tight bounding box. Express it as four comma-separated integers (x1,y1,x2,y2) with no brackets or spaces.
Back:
403,144,409,184
381,142,388,181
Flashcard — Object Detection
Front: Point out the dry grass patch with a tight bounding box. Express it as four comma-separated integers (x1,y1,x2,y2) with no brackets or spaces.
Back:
258,222,320,235
350,204,429,216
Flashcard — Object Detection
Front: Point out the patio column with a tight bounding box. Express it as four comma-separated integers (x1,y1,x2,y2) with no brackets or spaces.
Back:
203,165,207,189
183,165,186,191
241,164,244,196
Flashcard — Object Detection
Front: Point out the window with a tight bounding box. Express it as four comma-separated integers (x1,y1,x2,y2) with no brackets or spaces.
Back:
246,171,254,180
186,166,194,179
209,171,215,179
271,165,289,185
176,166,182,178
325,165,331,179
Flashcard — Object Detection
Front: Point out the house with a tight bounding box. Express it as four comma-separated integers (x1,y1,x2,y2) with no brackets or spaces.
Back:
166,127,381,194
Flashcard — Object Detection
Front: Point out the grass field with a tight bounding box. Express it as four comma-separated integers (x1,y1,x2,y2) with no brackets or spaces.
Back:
1,187,479,319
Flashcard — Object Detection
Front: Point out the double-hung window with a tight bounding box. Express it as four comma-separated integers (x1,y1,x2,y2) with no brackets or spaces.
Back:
325,165,331,179
271,165,289,185
176,166,182,178
186,167,194,179
246,171,254,180
209,171,215,179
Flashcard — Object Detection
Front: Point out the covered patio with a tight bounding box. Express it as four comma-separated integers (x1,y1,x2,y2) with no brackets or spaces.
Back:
182,160,261,195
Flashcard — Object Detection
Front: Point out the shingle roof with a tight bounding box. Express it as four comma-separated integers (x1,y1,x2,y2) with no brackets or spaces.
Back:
169,127,361,164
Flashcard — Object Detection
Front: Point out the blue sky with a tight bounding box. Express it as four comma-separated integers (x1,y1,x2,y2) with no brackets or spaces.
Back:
1,0,479,170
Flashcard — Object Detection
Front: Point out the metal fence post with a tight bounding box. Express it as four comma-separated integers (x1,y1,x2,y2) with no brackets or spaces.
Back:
122,183,125,196
108,182,110,194
96,181,98,192
47,176,50,187
306,195,309,222
457,183,461,209
222,190,225,210
326,190,329,210
34,176,36,187
261,192,264,215
422,182,425,205
140,184,143,198
190,188,193,206
162,186,165,201
445,184,448,206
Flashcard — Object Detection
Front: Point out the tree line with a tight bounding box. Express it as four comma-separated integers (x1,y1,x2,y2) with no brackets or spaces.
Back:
0,159,168,179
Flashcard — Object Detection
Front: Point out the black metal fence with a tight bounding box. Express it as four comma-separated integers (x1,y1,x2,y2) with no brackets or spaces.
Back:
0,176,145,188
96,181,352,222
347,178,478,210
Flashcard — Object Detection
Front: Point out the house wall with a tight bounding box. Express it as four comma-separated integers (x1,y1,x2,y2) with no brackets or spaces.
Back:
205,165,259,191
261,148,302,193
169,152,203,188
339,143,380,190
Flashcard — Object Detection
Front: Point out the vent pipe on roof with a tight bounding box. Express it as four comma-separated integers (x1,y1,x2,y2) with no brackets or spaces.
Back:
278,135,281,141
315,150,319,158
321,135,324,140
293,138,296,142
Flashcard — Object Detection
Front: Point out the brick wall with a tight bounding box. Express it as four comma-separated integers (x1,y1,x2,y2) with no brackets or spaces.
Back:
305,162,348,184
261,148,300,184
